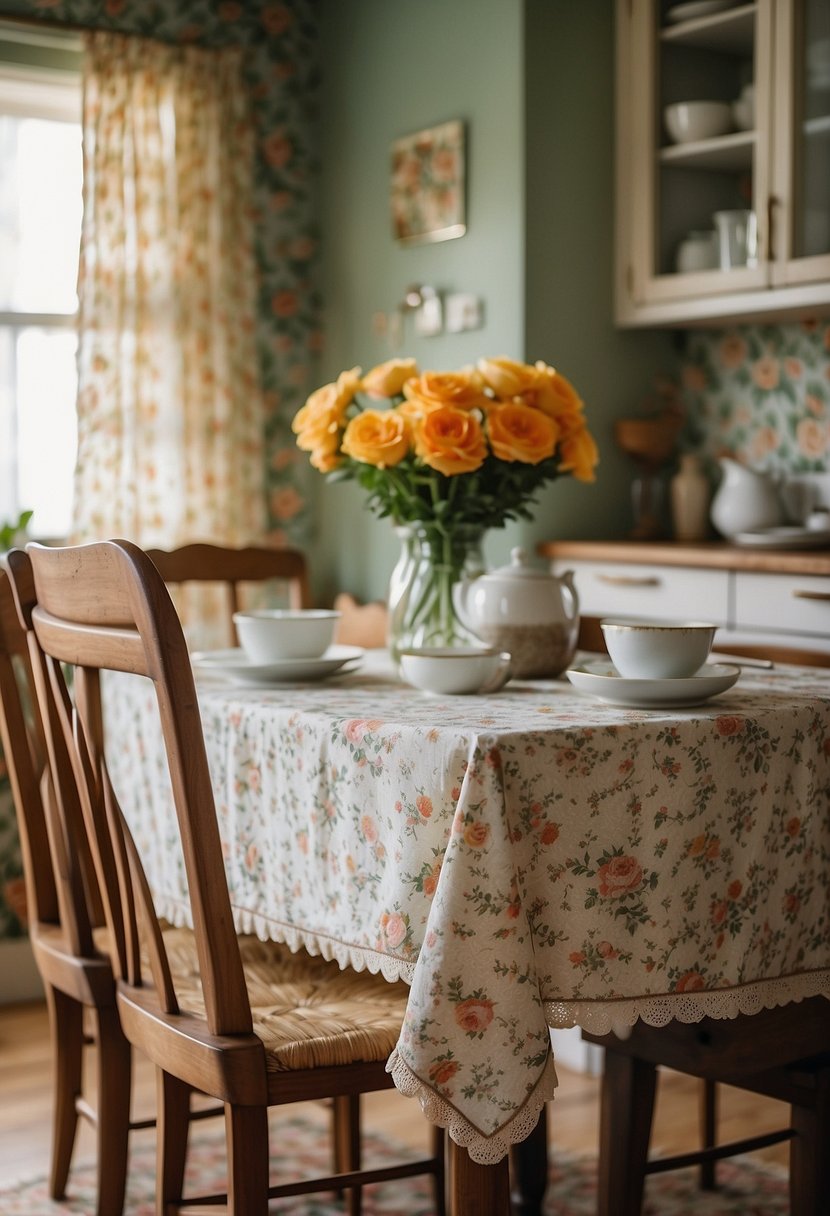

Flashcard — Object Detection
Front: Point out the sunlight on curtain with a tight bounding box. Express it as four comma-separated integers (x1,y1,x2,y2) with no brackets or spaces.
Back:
73,31,266,552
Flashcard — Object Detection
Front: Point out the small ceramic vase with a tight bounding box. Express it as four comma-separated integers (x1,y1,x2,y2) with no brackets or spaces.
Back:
670,454,711,542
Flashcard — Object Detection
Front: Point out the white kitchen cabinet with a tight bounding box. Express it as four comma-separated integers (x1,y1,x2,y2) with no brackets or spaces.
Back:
615,0,830,327
547,550,830,654
563,559,730,624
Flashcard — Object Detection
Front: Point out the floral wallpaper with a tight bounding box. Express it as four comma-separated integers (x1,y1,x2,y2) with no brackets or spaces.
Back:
0,0,322,945
679,319,830,479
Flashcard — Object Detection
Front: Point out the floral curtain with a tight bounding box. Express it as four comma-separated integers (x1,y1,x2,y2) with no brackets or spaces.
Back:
72,30,266,549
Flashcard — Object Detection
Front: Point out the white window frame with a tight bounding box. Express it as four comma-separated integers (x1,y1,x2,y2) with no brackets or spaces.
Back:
0,60,82,537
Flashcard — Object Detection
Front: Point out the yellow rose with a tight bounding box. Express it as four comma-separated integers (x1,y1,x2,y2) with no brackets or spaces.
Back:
309,448,343,473
361,357,419,399
477,356,540,400
341,409,410,468
413,405,487,476
403,369,491,414
487,402,557,464
292,366,361,450
558,422,599,483
532,363,585,423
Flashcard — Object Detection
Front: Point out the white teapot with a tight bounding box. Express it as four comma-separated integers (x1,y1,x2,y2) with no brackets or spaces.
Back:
452,547,579,678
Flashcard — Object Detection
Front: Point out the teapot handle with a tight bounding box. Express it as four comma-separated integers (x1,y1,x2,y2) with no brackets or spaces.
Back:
560,569,580,623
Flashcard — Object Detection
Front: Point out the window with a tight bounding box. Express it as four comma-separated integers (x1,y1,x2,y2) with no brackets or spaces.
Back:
0,57,82,539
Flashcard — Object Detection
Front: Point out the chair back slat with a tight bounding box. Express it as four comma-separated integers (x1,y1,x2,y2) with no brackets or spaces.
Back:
19,541,252,1037
147,542,310,647
0,571,59,927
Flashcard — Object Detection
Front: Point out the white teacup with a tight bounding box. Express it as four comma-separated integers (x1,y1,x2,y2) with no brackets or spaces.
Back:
232,609,340,663
600,619,716,680
399,647,512,696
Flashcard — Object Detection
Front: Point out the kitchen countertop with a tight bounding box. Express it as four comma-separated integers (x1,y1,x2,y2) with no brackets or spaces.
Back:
536,539,830,577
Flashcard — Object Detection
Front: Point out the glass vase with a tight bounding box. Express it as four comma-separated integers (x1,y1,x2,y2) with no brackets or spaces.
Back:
388,523,486,666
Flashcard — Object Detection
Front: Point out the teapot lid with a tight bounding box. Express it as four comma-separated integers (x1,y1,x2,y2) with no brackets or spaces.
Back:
488,547,550,581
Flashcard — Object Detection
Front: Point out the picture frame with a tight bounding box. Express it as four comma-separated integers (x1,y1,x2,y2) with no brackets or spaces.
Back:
390,119,466,246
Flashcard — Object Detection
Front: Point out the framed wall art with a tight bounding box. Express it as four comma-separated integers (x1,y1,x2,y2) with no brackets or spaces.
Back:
390,119,466,246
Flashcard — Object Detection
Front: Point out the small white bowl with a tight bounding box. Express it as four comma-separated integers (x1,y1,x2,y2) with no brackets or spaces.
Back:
664,101,732,144
399,647,512,696
732,96,754,130
600,619,717,680
233,609,340,663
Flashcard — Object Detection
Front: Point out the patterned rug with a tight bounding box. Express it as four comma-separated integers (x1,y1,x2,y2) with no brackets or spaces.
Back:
0,1114,789,1215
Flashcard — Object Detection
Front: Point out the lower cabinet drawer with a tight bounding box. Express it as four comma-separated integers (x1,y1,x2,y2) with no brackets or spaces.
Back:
734,572,830,639
555,561,730,626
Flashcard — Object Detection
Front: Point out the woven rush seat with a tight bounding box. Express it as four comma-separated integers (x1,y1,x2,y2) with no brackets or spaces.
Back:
163,930,410,1073
92,923,410,1074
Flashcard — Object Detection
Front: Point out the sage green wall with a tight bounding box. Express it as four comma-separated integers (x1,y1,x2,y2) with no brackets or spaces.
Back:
314,0,675,604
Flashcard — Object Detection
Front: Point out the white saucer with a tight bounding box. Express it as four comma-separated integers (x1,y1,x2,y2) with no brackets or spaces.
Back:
191,645,364,685
566,661,740,708
733,526,830,550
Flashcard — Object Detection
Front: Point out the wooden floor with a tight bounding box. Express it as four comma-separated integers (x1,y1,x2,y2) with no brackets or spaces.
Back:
0,998,791,1190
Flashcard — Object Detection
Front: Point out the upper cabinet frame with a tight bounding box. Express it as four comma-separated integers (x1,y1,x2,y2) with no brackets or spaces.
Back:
615,0,830,327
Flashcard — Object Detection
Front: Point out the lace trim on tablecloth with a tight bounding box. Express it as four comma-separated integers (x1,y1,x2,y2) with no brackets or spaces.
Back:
544,970,830,1037
386,1048,559,1165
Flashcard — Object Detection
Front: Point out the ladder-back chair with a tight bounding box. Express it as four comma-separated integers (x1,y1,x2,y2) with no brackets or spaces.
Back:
0,566,137,1215
11,540,443,1216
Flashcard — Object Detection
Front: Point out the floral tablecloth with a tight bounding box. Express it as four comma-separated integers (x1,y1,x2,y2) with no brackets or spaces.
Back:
103,652,830,1163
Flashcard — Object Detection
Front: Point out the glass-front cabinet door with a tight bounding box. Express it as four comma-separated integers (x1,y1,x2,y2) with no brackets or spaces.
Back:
616,0,830,326
771,0,830,285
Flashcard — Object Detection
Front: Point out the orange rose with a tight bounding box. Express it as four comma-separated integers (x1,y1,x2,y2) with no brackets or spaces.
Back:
487,402,557,464
477,356,539,399
429,1058,460,1085
463,821,490,849
557,422,599,483
341,410,410,467
361,357,419,399
293,366,361,453
532,363,585,422
403,369,491,414
413,405,487,476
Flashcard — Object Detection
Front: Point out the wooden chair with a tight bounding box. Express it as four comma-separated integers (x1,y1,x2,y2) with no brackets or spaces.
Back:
10,540,444,1216
146,542,310,648
0,567,140,1215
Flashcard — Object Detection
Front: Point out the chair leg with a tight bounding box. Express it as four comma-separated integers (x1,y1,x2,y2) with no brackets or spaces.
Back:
93,1006,132,1216
432,1124,447,1216
156,1068,191,1216
332,1093,362,1216
45,984,83,1200
509,1103,548,1216
699,1078,718,1190
597,1050,657,1216
789,1067,830,1216
225,1102,269,1216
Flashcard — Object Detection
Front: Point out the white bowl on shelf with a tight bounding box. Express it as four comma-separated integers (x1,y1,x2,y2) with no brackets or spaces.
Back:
731,96,754,130
664,101,732,144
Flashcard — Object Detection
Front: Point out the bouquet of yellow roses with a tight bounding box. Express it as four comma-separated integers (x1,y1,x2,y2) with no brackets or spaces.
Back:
292,355,598,651
292,355,598,529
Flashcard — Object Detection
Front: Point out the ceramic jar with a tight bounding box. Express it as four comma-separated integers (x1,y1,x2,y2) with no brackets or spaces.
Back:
452,547,579,678
670,454,711,542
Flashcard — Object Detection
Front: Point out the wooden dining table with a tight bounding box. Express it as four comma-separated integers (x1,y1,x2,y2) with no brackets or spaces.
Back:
104,648,830,1215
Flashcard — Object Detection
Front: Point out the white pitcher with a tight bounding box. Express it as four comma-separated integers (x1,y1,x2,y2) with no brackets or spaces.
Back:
710,457,784,538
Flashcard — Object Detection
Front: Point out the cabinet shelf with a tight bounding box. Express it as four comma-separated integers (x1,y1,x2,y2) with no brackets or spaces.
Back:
661,4,756,55
659,129,754,170
804,114,830,137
